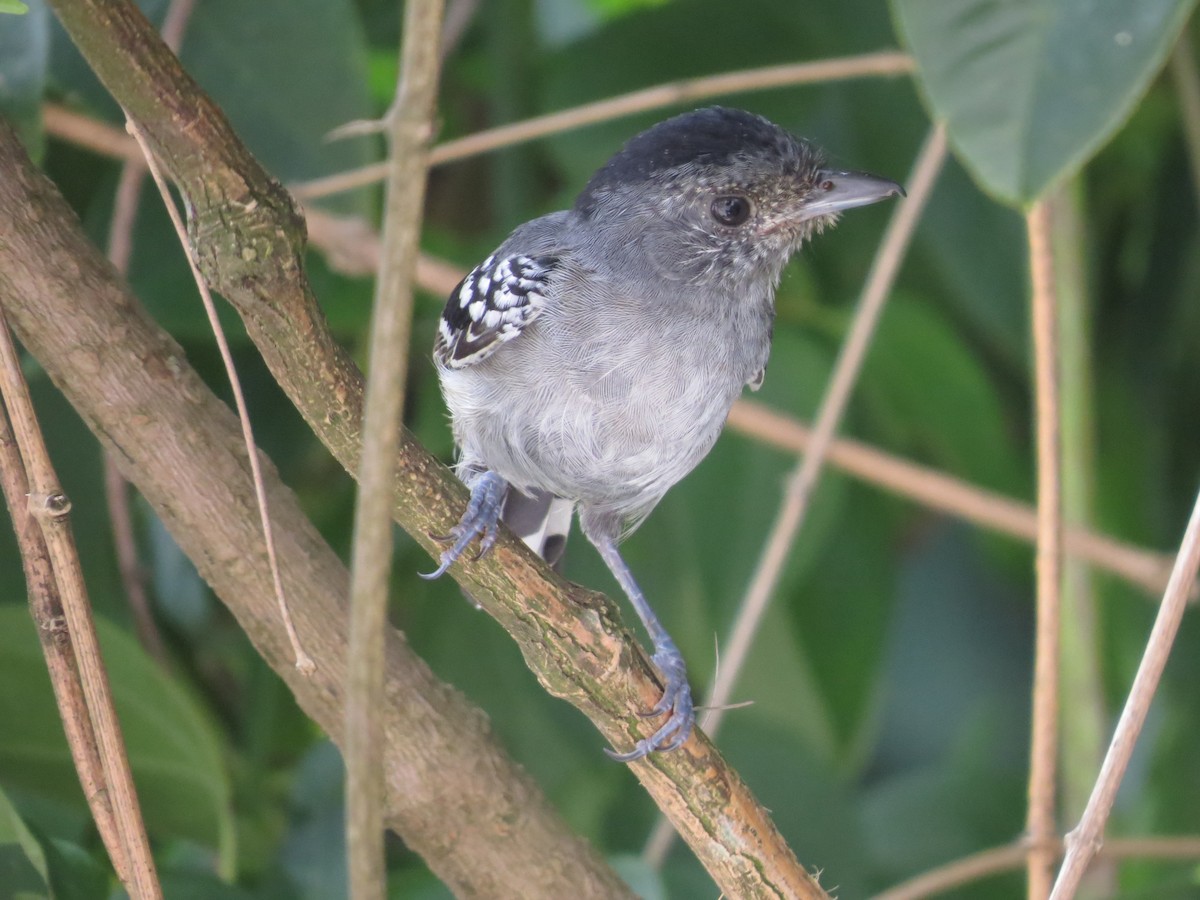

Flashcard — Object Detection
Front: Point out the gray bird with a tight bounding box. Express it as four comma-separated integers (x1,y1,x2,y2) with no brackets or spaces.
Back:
424,106,902,761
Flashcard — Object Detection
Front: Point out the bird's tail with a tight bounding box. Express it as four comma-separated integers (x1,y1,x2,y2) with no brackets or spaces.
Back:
502,488,573,573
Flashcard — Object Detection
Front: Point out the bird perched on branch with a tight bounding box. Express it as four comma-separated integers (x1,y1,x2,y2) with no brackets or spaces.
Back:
424,106,902,761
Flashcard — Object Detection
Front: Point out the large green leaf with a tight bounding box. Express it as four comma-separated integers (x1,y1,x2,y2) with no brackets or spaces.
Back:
891,0,1197,205
0,608,233,856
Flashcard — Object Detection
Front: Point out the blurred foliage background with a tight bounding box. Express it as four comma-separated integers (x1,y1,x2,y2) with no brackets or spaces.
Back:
2,0,1200,896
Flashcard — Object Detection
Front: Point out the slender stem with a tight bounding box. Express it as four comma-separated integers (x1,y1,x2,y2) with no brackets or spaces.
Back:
875,835,1200,900
1049,495,1200,896
439,0,480,62
128,120,313,672
726,402,1173,596
44,102,140,159
290,51,914,199
102,461,166,663
0,315,161,898
1049,182,1109,896
345,2,445,898
100,0,195,668
45,47,912,200
102,148,161,657
0,408,129,886
1025,200,1063,899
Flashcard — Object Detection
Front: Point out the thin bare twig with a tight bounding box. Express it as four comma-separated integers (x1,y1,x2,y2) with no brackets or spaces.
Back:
103,463,166,662
103,148,163,659
726,402,1174,595
1049,490,1200,896
125,119,313,674
44,102,139,160
1026,200,1063,900
0,407,130,885
291,51,914,199
643,123,947,867
0,315,161,898
321,0,473,144
876,835,1200,900
1048,181,1113,899
101,0,196,667
345,2,445,897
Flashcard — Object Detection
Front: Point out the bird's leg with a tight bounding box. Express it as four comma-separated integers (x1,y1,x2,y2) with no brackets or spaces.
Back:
420,471,509,579
589,535,694,761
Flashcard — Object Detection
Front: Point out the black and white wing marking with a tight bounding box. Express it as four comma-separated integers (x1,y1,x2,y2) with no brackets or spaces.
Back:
435,254,557,368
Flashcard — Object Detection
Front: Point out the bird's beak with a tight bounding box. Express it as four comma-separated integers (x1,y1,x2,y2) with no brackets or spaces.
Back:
800,169,905,219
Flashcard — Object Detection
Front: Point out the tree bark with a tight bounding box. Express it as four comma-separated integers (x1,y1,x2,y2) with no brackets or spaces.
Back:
0,119,633,900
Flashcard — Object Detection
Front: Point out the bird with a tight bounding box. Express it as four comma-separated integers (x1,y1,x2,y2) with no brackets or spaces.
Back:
422,106,902,761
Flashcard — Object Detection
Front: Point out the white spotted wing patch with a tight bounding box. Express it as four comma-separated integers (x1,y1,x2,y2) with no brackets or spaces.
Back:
435,254,556,368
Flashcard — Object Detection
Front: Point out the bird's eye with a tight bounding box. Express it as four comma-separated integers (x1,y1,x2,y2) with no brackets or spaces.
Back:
710,195,752,226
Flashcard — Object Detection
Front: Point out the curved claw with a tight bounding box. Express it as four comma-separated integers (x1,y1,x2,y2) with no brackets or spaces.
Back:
420,472,507,580
418,555,456,581
606,644,694,762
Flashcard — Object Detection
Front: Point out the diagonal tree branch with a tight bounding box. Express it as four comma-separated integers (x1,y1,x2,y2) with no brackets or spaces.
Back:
35,0,827,895
0,116,633,900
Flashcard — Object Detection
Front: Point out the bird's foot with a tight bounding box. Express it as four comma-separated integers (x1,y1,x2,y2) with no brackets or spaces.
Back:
420,472,508,579
606,638,694,762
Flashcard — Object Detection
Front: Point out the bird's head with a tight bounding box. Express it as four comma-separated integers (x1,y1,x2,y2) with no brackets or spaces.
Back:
574,106,902,289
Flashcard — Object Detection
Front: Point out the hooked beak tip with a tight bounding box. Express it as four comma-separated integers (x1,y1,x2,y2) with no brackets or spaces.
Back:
805,169,905,217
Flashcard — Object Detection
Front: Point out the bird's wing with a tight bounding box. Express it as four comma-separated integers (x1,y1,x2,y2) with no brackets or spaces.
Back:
435,253,559,368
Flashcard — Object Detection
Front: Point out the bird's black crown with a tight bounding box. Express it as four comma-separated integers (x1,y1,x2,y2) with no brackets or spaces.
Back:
574,107,820,215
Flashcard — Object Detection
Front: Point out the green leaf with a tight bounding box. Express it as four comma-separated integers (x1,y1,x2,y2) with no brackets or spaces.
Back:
0,1,30,14
0,608,234,858
891,0,1198,205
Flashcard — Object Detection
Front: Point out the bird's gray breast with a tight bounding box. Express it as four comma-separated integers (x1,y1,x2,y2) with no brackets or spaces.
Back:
479,273,771,513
